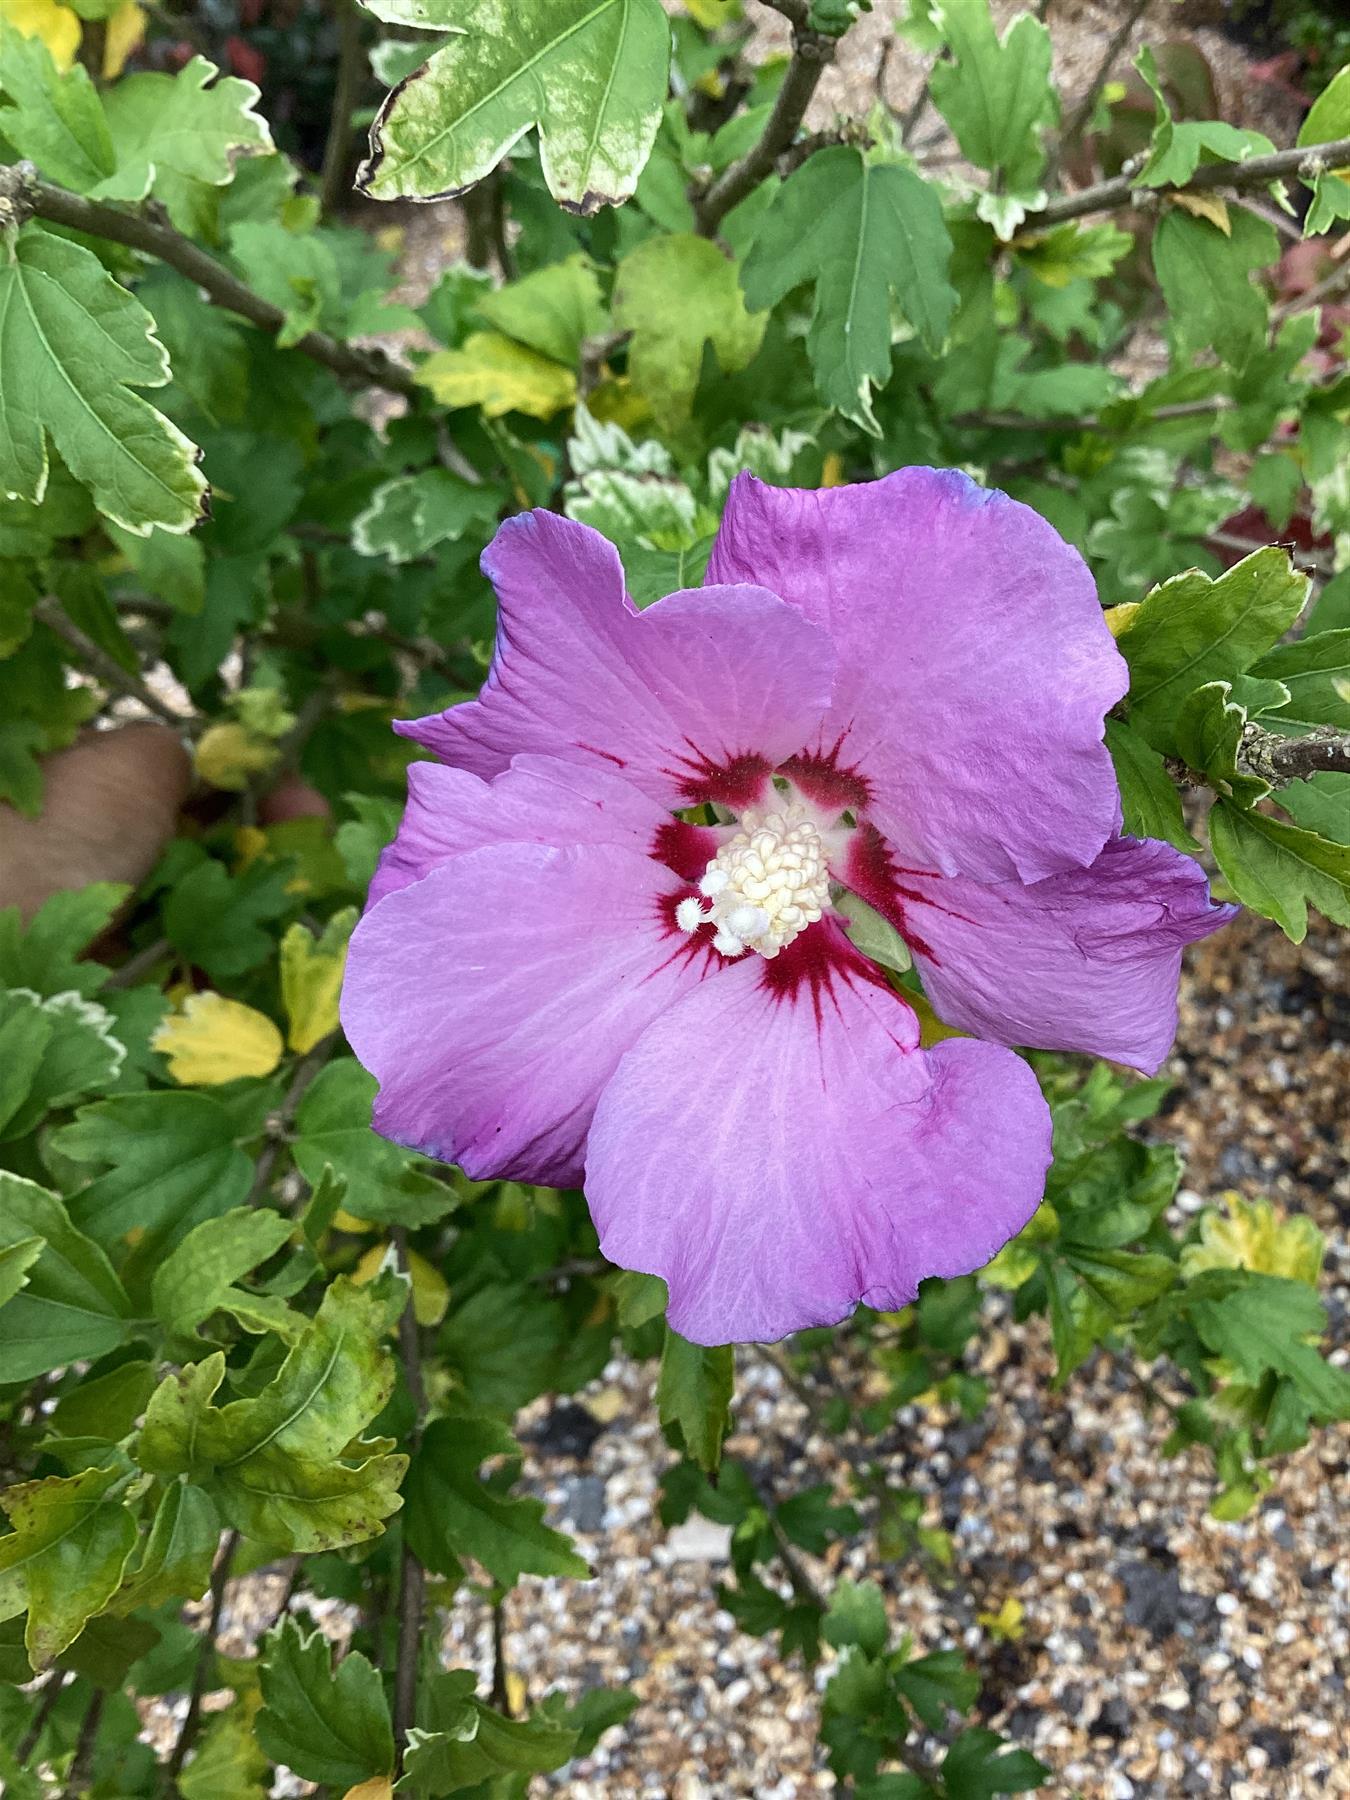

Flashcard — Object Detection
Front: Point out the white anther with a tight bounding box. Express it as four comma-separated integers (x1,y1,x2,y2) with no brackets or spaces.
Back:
675,896,709,934
682,803,832,962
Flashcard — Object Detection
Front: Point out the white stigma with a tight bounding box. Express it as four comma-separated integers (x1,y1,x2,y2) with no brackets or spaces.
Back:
676,804,831,959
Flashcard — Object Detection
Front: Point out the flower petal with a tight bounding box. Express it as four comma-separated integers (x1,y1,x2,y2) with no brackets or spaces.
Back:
844,828,1237,1075
369,753,673,907
398,510,835,808
707,469,1128,882
585,921,1050,1344
342,841,714,1187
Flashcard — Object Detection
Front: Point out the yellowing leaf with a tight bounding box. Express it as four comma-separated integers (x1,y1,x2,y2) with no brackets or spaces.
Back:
280,909,356,1054
354,1243,448,1327
907,989,967,1047
344,1781,395,1800
821,451,846,488
153,993,283,1086
0,0,80,70
333,1207,377,1234
1103,602,1139,638
684,0,741,25
1170,191,1231,235
195,721,279,792
977,1596,1026,1642
416,331,576,420
102,0,145,78
1181,1192,1324,1286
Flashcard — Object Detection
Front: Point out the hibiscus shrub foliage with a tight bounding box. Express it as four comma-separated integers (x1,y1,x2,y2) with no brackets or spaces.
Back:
2,0,1350,1793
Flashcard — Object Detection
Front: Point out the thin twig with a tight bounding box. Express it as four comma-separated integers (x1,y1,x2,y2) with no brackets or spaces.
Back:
1242,725,1350,784
1271,254,1350,324
1052,0,1149,166
490,1595,513,1714
1029,133,1350,227
166,1530,239,1788
694,13,838,234
17,1670,68,1766
68,1689,106,1794
247,1034,339,1206
952,395,1233,433
104,935,174,992
392,1226,427,1767
2,163,419,400
35,597,198,733
320,0,365,219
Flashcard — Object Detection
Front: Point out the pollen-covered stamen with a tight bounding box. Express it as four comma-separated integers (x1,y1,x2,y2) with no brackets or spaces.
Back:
675,803,831,959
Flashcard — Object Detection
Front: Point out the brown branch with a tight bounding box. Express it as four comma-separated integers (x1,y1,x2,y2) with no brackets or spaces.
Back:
319,0,365,219
694,11,837,235
1242,725,1350,785
1031,134,1350,227
68,1689,106,1794
247,1032,338,1206
35,596,200,733
952,396,1232,433
16,1670,68,1766
167,1530,239,1789
1,163,419,400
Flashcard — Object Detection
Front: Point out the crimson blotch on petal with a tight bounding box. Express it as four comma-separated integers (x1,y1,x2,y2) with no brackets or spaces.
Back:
341,469,1235,1346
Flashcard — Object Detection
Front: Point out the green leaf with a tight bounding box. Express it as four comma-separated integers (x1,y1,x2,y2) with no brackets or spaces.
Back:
56,1089,254,1266
0,28,113,190
352,469,500,564
893,1649,980,1733
0,988,125,1141
1134,46,1273,187
291,1058,418,1211
0,1237,43,1312
1011,220,1132,288
741,148,956,432
95,55,272,202
1189,1273,1350,1420
0,882,126,997
160,855,293,979
403,1668,578,1794
178,1696,270,1800
657,1327,733,1472
0,1464,136,1670
404,1411,590,1585
358,0,670,211
1103,717,1198,852
150,1207,294,1335
1209,801,1350,941
927,0,1056,236
0,1175,133,1383
474,252,607,364
1297,65,1350,234
113,1480,220,1613
822,1578,888,1658
1118,548,1309,755
256,1615,394,1788
1061,1245,1176,1315
614,233,766,430
1173,682,1268,804
1251,629,1350,733
836,890,914,974
1279,771,1350,842
1152,205,1278,370
942,1726,1049,1799
0,226,207,534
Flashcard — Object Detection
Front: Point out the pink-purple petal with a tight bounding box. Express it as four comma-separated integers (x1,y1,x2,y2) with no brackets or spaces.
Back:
585,923,1051,1344
706,469,1128,883
342,841,713,1188
397,510,835,808
844,830,1237,1075
369,753,672,907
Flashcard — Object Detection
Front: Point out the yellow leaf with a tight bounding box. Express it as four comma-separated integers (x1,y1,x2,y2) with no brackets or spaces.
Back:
906,989,967,1047
102,0,145,77
977,1596,1025,1642
1181,1192,1324,1285
0,0,81,70
153,993,284,1086
504,1670,527,1715
417,331,577,420
821,451,846,488
280,908,356,1053
684,0,741,25
1170,192,1231,235
333,1207,376,1234
195,721,279,792
344,1781,394,1800
1103,602,1139,638
354,1244,449,1327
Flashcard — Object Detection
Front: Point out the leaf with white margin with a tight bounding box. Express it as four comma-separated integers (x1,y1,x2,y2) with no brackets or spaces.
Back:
356,0,670,213
0,226,206,534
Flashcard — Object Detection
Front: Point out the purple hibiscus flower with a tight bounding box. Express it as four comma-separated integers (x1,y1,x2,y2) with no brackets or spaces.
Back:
341,467,1234,1346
